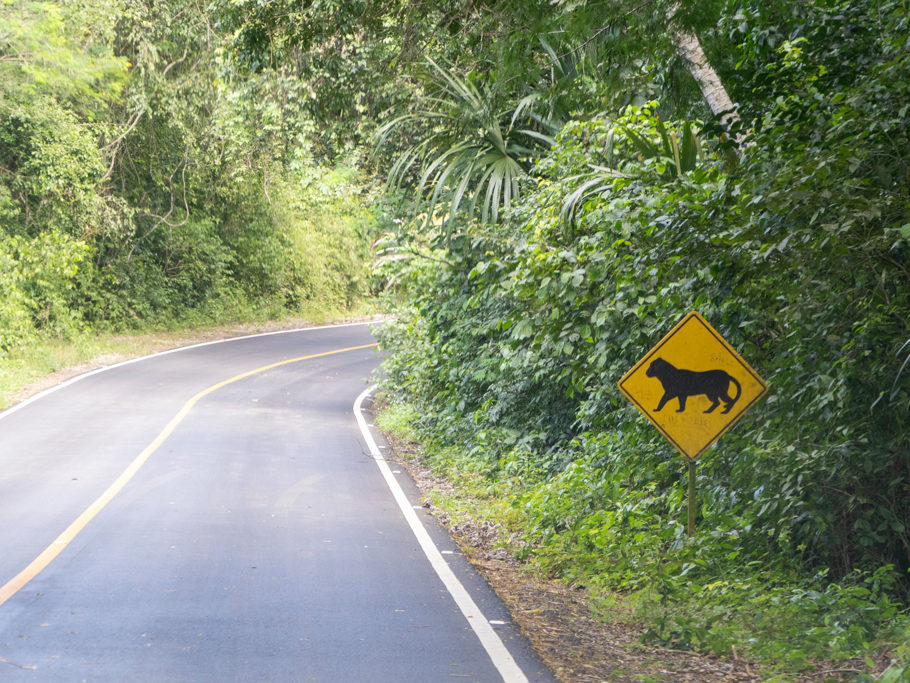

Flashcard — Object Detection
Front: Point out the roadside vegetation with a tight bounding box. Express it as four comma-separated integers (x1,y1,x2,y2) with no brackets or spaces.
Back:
3,0,909,680
0,0,376,374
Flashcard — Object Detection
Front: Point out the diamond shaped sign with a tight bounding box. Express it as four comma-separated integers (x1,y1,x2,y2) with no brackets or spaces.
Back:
618,311,768,459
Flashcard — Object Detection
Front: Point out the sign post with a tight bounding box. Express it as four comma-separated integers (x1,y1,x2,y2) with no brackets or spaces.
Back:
687,458,696,537
618,311,768,535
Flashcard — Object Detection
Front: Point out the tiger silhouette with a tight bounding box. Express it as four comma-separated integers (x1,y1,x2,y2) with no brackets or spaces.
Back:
646,357,741,414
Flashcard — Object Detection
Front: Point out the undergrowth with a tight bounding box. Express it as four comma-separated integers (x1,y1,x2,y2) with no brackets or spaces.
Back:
376,400,910,681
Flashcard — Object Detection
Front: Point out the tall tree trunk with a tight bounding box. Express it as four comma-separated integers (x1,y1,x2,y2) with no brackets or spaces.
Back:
669,5,745,147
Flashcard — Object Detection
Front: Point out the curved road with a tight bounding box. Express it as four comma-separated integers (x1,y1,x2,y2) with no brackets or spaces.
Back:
0,323,556,682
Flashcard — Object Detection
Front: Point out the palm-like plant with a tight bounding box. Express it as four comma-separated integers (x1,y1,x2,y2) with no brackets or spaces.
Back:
377,58,555,229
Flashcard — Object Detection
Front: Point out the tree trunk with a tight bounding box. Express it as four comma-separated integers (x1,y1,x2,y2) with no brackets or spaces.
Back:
669,5,745,147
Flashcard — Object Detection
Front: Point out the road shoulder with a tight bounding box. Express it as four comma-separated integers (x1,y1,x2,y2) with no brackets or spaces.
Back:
374,415,764,683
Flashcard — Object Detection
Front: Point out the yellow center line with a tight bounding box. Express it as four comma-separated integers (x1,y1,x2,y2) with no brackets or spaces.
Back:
0,342,378,608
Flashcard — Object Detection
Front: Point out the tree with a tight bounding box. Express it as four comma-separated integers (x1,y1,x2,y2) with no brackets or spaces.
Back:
668,4,744,144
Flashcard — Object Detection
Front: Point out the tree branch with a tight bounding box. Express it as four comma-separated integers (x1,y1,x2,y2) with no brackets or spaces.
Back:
127,159,190,259
100,108,145,182
161,47,188,77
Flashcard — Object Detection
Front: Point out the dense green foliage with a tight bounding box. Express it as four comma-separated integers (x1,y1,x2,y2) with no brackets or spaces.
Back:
369,0,910,676
0,0,373,356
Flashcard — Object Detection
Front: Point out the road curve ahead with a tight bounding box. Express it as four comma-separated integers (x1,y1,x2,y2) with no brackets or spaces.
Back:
0,323,556,682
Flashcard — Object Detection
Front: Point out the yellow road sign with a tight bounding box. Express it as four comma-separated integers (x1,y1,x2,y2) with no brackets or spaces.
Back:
618,311,768,459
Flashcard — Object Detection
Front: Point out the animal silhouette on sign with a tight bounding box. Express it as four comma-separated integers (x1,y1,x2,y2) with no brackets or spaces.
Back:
646,357,741,414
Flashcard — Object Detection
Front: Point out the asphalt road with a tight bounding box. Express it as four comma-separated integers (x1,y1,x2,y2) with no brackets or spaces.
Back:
0,323,557,682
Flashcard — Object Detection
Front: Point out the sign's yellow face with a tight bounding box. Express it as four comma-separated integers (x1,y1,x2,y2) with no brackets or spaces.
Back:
618,311,768,459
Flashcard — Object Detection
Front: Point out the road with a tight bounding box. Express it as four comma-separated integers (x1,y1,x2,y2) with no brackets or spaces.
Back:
0,323,556,682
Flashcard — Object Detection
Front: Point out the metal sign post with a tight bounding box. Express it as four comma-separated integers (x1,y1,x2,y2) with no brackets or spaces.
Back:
687,458,696,537
618,311,768,535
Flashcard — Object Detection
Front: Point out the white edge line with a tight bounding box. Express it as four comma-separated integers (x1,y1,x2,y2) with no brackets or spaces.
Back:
354,386,529,683
0,320,382,423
